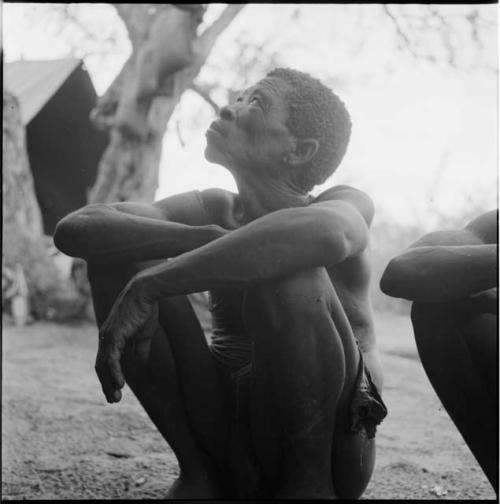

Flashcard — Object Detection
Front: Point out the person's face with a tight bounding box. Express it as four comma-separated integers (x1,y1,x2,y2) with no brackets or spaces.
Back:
204,76,295,177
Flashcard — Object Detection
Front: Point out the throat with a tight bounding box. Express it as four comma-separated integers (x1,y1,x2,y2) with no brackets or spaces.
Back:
234,176,312,222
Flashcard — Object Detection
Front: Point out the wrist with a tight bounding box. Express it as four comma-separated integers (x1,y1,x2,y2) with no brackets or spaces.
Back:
132,270,160,303
133,258,181,301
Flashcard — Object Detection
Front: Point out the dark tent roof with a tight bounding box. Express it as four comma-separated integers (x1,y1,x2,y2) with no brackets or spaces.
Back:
4,58,108,235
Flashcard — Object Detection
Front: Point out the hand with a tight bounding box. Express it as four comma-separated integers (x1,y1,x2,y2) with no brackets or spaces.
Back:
95,278,157,403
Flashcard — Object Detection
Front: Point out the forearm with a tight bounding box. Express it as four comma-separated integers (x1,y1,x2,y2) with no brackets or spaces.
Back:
380,244,497,302
54,206,227,265
135,206,362,298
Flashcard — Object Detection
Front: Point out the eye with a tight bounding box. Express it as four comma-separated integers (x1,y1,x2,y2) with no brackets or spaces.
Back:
236,96,243,103
249,96,262,107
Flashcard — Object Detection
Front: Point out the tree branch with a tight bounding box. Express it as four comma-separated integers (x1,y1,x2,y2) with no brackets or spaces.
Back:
189,83,220,113
382,5,416,56
112,3,157,47
195,4,245,65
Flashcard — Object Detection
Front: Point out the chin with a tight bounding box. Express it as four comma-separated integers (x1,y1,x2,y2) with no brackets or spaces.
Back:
204,141,228,166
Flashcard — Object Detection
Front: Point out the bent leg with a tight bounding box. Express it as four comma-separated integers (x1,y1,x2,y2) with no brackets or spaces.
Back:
411,304,498,492
243,267,374,498
87,262,229,497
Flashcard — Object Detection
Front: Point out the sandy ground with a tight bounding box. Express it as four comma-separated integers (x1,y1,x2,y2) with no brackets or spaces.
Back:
2,311,497,500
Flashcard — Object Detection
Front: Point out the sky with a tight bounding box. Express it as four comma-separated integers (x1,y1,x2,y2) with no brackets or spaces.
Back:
3,3,498,229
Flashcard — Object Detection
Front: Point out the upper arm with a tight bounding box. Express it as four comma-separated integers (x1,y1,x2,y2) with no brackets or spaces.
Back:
76,188,238,227
54,190,213,255
110,190,211,225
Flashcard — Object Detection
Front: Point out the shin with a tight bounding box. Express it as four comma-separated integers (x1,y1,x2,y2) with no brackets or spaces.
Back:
87,262,226,497
244,267,358,498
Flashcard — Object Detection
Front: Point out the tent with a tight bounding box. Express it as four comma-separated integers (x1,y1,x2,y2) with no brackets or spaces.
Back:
4,58,109,235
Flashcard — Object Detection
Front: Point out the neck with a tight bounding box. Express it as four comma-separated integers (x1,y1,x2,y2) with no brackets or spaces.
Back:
233,171,311,222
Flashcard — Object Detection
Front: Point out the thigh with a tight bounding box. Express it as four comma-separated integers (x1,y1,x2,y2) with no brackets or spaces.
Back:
157,294,229,442
87,260,163,325
243,268,365,491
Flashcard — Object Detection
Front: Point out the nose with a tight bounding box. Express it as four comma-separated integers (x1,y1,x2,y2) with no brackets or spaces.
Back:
219,104,235,121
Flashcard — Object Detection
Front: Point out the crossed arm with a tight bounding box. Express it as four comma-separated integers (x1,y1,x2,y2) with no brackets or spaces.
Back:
55,190,370,285
54,188,372,402
380,210,498,304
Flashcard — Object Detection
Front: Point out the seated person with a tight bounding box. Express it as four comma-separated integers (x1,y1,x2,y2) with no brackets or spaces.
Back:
54,67,387,499
380,210,498,492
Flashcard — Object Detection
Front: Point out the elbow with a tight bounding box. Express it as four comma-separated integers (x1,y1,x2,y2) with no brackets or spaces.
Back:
322,227,366,265
380,256,413,299
53,210,95,258
319,211,367,264
379,263,397,297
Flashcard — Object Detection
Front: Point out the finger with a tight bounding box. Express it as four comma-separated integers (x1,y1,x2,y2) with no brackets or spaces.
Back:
96,365,116,403
95,356,117,403
107,349,126,392
110,388,122,403
95,349,124,403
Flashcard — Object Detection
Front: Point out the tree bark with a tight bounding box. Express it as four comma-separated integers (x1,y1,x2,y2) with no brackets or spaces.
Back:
3,90,86,321
89,3,244,204
2,90,44,237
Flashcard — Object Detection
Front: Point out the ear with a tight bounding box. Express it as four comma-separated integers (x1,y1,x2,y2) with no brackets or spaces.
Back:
287,138,320,166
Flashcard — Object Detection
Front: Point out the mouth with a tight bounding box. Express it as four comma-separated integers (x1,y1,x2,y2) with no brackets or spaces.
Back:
207,120,226,136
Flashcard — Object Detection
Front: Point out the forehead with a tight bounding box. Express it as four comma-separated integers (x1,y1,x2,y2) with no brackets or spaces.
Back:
243,76,291,102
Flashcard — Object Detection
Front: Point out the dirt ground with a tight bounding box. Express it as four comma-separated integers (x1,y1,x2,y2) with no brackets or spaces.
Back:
2,311,496,500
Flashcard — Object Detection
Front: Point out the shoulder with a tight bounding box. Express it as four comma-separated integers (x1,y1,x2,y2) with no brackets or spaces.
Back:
151,188,239,227
148,190,209,225
465,209,498,244
199,188,240,228
410,209,498,248
118,190,212,225
199,188,238,211
312,185,375,227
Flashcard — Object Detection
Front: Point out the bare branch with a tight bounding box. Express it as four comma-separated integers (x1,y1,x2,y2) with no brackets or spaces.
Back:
382,5,417,57
112,4,156,47
189,83,220,113
90,54,135,130
175,120,186,147
195,4,245,65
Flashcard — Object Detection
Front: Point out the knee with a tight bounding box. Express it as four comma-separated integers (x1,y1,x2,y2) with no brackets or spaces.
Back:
244,268,332,335
87,262,145,318
87,262,140,290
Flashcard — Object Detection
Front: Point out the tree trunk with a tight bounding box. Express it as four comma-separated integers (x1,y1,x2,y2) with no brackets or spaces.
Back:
3,90,85,321
89,3,244,204
2,90,44,237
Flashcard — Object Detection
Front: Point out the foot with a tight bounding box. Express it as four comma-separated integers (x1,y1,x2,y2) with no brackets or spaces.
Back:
165,475,224,499
274,480,337,500
275,488,337,499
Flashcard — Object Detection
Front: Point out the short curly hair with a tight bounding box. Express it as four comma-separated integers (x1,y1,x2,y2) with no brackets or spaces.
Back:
266,68,352,192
